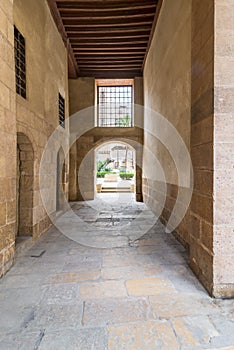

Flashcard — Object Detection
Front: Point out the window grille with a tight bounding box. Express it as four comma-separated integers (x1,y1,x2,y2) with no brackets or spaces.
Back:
14,26,26,99
59,93,65,128
97,85,133,127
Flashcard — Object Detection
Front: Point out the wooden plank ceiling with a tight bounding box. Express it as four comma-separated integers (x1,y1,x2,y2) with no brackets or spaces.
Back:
48,0,161,78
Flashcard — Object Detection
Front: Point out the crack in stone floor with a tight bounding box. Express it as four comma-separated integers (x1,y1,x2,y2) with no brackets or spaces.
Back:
0,194,233,349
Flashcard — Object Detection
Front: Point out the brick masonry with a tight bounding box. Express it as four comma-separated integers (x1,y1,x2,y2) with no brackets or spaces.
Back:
0,0,17,277
144,0,234,297
213,0,234,297
0,0,69,277
143,0,193,286
190,0,215,296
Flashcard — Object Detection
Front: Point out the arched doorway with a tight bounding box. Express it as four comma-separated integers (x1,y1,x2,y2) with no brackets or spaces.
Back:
16,132,34,237
95,141,136,195
56,147,66,212
69,127,143,202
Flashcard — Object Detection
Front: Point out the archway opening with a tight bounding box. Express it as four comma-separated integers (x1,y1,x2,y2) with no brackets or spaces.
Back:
95,141,136,195
16,132,34,238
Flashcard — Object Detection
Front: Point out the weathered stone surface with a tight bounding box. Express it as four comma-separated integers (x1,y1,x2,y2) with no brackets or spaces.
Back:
0,200,234,348
79,280,127,299
39,328,108,350
172,316,219,349
47,270,100,284
83,297,151,326
126,278,176,296
108,321,179,350
149,293,218,319
101,265,162,280
26,303,83,331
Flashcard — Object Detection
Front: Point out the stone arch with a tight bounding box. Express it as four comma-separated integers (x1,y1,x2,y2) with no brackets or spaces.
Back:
70,128,143,202
17,132,34,236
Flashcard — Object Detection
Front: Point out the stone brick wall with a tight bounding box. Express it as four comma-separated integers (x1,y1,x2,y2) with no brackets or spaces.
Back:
0,0,70,277
143,0,192,246
190,0,214,295
0,0,17,276
213,0,234,297
143,0,234,298
14,0,69,240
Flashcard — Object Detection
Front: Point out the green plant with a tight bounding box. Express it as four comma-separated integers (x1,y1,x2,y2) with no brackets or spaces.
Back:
119,172,134,180
97,171,111,178
97,158,112,172
117,114,131,127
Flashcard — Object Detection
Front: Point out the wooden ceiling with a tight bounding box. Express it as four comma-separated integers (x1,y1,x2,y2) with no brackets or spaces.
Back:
47,0,162,78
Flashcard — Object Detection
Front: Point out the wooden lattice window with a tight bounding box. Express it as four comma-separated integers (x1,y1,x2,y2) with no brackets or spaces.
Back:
14,26,26,99
59,93,65,128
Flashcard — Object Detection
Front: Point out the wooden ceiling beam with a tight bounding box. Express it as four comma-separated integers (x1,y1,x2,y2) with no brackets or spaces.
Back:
56,0,155,2
63,18,154,27
51,0,161,78
75,54,145,58
69,33,150,40
59,5,156,13
74,50,146,55
66,26,152,34
70,38,148,45
77,60,144,65
78,71,142,78
60,8,156,18
78,64,142,68
80,67,141,71
56,0,156,9
72,44,147,50
77,59,143,63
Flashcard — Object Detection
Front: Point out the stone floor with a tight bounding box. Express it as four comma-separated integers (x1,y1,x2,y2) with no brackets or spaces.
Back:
0,194,234,349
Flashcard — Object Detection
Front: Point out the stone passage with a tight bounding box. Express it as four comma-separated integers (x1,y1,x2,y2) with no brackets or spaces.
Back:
0,196,233,349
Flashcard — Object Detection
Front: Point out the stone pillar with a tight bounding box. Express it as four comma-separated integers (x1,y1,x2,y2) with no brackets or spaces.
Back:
77,135,94,201
0,0,17,276
213,0,234,297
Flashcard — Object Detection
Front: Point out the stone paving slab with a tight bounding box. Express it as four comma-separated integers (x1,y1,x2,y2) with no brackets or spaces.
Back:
83,297,153,326
38,328,108,350
126,277,176,296
102,254,156,268
108,320,180,350
149,293,219,318
101,265,162,280
26,303,83,332
172,315,220,349
79,280,127,299
0,330,45,350
41,283,79,305
47,270,101,284
0,198,234,349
